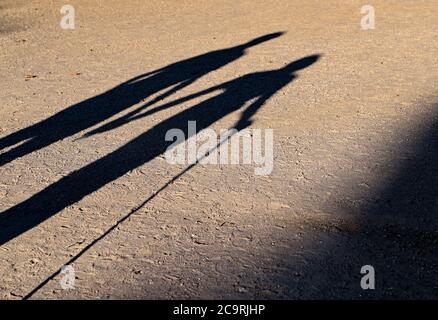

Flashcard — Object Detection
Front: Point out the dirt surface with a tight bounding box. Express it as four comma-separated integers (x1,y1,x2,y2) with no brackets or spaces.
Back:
0,0,437,299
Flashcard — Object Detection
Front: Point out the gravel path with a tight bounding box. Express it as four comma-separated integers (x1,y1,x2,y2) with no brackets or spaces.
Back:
0,0,437,299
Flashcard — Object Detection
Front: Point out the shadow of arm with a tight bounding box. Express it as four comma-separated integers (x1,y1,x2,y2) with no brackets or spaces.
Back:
233,94,271,131
81,82,224,138
81,79,196,138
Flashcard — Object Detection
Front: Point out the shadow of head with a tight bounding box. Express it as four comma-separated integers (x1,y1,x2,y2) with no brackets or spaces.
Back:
283,54,321,73
239,31,285,49
122,32,287,87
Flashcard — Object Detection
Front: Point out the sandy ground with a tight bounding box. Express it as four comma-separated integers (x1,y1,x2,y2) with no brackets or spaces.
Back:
0,0,437,299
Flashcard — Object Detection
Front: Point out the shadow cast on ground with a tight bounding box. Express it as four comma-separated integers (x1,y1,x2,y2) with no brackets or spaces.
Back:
272,104,438,299
0,39,320,247
0,32,283,166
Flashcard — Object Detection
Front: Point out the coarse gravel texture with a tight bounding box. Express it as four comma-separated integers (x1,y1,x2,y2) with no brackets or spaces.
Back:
0,0,437,299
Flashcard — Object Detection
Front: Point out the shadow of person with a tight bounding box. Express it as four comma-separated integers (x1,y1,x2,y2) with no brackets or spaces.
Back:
0,55,320,246
0,32,284,167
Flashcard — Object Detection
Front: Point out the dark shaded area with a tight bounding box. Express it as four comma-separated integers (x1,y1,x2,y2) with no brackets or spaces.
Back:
352,113,438,298
0,32,283,166
0,15,21,34
274,106,438,299
0,1,27,34
367,117,438,224
0,53,320,246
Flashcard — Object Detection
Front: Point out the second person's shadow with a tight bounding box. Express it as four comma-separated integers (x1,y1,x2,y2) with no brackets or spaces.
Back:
0,32,284,166
0,55,320,246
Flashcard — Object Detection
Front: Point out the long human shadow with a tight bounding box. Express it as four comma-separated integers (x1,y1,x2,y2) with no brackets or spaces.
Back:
0,32,283,167
0,55,320,246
